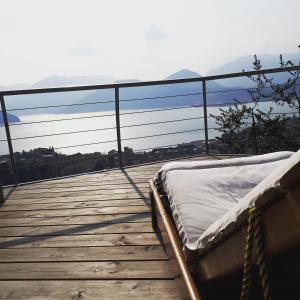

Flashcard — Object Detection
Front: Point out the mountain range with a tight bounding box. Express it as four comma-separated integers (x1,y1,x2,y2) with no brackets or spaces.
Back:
1,52,299,116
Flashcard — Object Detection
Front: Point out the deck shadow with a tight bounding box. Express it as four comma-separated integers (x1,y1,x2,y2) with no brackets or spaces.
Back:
121,169,150,207
0,212,151,248
0,186,16,206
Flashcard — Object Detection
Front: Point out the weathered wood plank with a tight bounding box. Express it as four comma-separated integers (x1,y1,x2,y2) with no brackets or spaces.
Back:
16,177,148,186
0,199,148,211
11,184,149,195
4,195,149,206
15,181,149,191
0,222,153,237
0,213,151,226
0,261,174,279
8,188,148,201
0,233,160,248
4,170,158,193
0,205,150,219
0,280,181,300
0,245,167,262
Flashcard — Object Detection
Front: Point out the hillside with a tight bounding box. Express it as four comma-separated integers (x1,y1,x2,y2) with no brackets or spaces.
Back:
0,113,20,125
1,52,299,115
3,75,116,116
208,53,300,87
63,69,250,113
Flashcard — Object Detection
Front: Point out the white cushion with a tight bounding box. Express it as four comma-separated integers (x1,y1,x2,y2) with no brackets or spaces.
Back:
155,151,295,253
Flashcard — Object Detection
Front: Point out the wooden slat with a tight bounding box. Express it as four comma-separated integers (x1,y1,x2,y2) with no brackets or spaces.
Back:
0,156,222,299
0,245,167,262
15,180,149,189
11,184,149,195
0,222,153,237
7,189,148,202
0,205,150,219
7,189,148,201
0,261,173,279
4,195,149,206
0,280,180,300
0,199,147,211
0,213,151,226
16,179,149,188
4,171,158,193
0,233,160,248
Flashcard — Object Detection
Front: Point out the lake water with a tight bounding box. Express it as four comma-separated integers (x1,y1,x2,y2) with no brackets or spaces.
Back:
0,102,293,156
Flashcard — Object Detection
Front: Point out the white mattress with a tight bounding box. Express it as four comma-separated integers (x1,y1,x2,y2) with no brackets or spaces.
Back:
155,151,296,253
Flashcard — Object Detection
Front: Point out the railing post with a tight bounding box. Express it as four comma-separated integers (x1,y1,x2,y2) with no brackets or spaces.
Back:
202,80,209,154
114,87,123,168
0,95,18,184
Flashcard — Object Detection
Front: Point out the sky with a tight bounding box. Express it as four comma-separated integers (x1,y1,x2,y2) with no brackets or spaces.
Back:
0,0,299,85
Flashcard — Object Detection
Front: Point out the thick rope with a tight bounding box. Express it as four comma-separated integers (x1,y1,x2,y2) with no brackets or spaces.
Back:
253,211,272,300
240,207,256,300
240,207,272,300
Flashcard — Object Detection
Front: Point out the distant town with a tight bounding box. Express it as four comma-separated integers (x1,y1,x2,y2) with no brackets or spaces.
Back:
0,140,230,185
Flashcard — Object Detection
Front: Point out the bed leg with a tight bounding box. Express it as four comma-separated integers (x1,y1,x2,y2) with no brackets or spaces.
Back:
149,188,158,231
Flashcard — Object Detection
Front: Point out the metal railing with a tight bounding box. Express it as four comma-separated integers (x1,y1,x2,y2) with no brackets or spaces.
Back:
1,65,300,188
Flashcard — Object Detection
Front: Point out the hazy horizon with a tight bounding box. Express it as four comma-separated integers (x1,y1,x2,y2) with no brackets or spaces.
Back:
0,0,299,85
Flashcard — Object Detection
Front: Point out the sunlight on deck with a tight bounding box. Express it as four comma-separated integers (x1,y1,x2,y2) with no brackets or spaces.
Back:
0,156,218,299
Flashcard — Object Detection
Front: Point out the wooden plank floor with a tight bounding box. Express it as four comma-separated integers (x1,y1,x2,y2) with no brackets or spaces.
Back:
0,156,217,299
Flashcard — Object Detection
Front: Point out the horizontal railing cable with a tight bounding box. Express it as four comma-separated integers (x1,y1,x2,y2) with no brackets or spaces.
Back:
205,83,300,95
0,112,117,127
1,104,204,127
120,92,202,102
6,99,116,112
120,104,203,116
0,155,107,171
1,126,116,141
121,116,202,128
133,141,207,153
5,117,204,141
6,92,204,112
55,139,117,150
207,98,279,107
54,128,203,150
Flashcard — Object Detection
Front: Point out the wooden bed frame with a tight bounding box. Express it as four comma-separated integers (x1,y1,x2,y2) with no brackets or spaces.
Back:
149,179,300,299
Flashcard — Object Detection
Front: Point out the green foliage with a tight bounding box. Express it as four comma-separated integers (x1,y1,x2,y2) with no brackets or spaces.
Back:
211,50,300,154
270,53,300,116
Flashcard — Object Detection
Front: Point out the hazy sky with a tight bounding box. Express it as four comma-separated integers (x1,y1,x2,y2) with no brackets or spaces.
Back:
0,0,299,85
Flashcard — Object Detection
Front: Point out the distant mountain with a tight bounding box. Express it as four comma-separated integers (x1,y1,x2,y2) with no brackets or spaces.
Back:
2,52,299,116
114,79,141,84
0,113,20,125
165,69,201,80
4,75,116,115
63,69,250,113
31,74,116,89
208,53,300,87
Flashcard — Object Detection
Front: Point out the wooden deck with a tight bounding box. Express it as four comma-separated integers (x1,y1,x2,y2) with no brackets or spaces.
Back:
0,156,217,299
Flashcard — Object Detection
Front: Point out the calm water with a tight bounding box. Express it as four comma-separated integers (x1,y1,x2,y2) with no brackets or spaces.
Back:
0,103,292,156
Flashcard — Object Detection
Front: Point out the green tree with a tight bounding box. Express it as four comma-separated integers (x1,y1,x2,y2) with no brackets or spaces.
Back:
211,52,300,154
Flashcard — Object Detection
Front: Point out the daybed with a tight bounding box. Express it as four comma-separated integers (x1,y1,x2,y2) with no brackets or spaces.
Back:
149,151,300,300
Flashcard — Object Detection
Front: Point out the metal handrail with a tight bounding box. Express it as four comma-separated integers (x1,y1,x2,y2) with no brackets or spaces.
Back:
0,66,299,96
1,65,300,184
